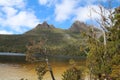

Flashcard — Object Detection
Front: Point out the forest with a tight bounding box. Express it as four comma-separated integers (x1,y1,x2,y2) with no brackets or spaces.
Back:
25,6,120,80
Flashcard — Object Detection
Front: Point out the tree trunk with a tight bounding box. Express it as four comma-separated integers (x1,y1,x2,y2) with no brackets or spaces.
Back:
46,58,55,80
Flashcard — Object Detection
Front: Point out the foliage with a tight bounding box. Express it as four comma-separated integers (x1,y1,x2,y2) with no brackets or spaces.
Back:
86,6,120,80
26,40,46,62
0,21,100,57
26,40,56,80
110,65,120,80
35,63,48,80
108,7,120,80
26,39,48,80
62,67,82,80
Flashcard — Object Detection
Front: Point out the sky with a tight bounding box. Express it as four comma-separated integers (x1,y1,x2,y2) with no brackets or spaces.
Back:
0,0,120,34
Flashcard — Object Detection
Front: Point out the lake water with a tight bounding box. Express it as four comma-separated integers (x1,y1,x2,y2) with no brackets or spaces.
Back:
0,53,85,80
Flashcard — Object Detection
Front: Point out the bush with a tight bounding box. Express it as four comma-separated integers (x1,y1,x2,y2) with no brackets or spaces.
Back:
62,67,82,80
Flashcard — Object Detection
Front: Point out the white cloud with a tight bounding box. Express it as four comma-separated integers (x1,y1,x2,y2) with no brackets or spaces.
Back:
55,0,79,22
0,0,25,8
1,7,18,18
74,5,101,22
74,5,111,27
54,0,109,23
0,30,13,34
0,0,40,34
0,10,40,32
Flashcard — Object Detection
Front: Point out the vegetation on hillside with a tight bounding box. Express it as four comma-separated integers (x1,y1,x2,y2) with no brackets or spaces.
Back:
0,21,97,56
85,6,120,80
1,1,119,80
19,6,120,80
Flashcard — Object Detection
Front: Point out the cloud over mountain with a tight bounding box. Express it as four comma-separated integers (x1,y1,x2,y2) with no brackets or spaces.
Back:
0,0,119,34
0,0,40,34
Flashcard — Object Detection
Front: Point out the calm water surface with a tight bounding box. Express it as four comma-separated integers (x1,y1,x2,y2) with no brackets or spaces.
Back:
0,53,85,80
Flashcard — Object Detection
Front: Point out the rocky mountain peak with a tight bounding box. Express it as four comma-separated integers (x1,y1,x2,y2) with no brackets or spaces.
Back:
35,21,55,29
24,21,55,34
69,21,89,33
42,21,49,26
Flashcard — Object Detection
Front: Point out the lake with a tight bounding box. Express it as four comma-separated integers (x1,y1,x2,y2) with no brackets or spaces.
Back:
0,52,86,80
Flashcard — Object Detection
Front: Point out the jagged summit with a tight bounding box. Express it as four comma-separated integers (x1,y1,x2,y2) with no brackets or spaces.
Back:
24,21,57,35
0,20,101,53
69,20,89,32
25,21,91,35
35,21,55,29
43,21,48,26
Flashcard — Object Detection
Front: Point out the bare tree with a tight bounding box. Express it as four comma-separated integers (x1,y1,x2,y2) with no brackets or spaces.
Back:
26,40,55,80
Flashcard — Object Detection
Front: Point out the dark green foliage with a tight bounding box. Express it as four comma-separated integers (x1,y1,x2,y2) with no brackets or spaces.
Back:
0,35,37,53
62,67,82,80
86,6,120,80
35,63,48,80
0,21,101,56
108,7,120,80
0,27,84,56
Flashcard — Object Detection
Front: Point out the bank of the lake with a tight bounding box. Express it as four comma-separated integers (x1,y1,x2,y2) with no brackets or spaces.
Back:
0,52,86,62
0,52,86,80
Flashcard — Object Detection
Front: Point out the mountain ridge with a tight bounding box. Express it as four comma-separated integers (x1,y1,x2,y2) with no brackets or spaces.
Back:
0,21,101,56
24,20,92,35
69,21,90,33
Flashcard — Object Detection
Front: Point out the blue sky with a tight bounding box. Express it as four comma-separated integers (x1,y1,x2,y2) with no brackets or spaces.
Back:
0,0,120,34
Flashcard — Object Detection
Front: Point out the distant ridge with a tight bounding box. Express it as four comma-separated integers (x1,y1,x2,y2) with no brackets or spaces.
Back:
35,21,55,29
0,20,101,56
25,21,55,35
25,21,91,35
69,21,89,33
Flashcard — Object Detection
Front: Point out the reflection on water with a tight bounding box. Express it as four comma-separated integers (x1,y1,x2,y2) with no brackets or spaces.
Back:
0,53,85,80
0,61,85,80
0,62,37,80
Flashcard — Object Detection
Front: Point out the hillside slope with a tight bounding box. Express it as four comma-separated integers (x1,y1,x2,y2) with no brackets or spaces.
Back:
0,21,101,56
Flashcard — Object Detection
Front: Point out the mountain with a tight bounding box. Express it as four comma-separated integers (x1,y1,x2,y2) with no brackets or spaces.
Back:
0,21,101,56
69,21,89,33
25,21,55,34
25,21,60,35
